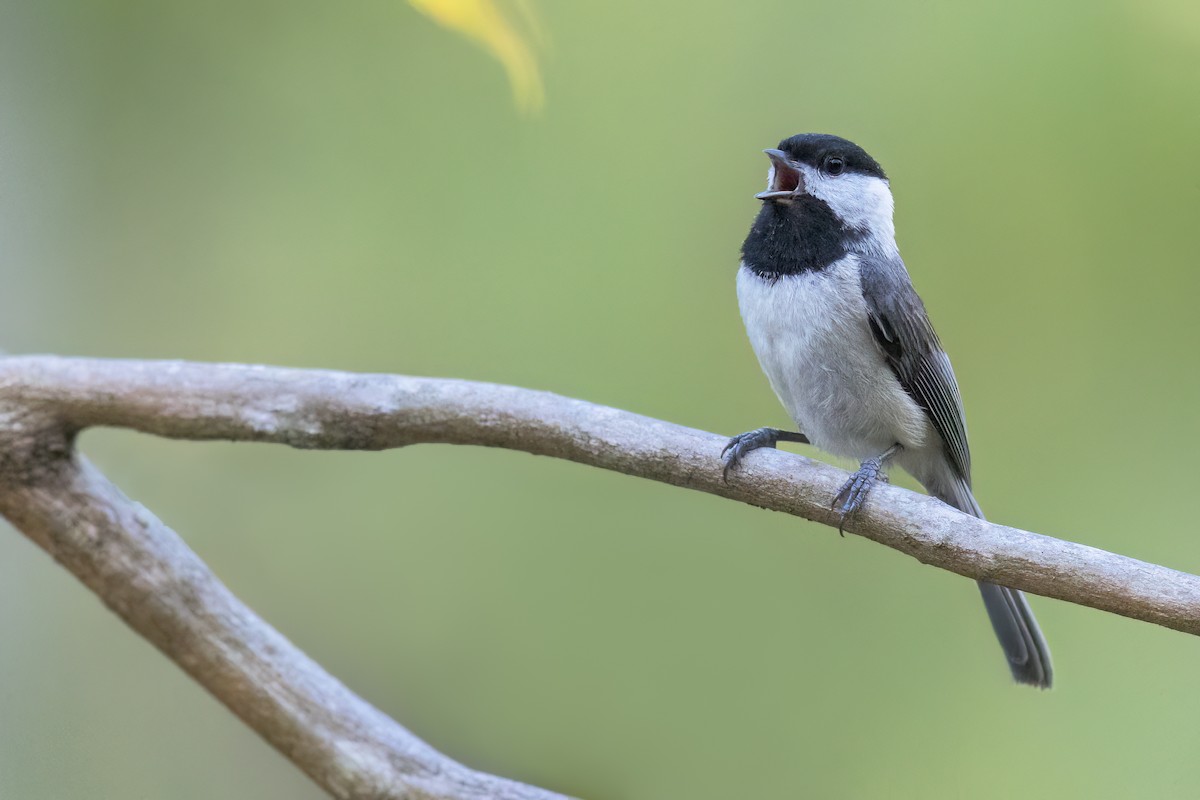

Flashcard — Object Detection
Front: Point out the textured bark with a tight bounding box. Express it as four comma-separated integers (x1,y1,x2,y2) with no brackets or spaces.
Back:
1,355,1198,796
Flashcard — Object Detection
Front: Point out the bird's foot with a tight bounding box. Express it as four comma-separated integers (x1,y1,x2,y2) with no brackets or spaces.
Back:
832,444,901,534
721,427,809,482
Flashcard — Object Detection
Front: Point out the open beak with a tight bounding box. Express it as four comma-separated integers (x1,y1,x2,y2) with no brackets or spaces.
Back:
755,148,804,201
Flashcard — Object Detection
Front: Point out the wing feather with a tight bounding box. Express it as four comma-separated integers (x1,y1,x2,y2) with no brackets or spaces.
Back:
859,256,972,483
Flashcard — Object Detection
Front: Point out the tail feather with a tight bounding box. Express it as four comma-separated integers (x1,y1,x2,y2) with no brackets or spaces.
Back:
977,582,1053,687
938,476,1053,688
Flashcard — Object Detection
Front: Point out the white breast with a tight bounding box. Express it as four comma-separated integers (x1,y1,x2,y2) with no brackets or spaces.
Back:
736,257,930,461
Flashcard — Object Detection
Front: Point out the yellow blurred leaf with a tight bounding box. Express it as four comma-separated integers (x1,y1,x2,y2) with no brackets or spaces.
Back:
409,0,545,113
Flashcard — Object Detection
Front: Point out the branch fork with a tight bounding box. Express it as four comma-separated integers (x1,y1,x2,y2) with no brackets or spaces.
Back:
2,355,1197,798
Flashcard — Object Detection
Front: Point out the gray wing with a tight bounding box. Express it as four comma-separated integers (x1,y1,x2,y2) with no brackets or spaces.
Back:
859,256,972,484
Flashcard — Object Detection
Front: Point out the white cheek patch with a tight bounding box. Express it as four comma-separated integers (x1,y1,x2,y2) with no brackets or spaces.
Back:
803,169,895,240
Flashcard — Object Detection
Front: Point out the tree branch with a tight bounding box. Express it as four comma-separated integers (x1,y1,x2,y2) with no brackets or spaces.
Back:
1,355,1198,796
0,357,575,800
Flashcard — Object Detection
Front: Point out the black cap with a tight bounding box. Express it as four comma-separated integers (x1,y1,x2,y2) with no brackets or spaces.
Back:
775,133,887,180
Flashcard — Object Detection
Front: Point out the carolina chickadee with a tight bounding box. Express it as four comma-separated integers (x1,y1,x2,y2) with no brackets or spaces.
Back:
723,133,1052,688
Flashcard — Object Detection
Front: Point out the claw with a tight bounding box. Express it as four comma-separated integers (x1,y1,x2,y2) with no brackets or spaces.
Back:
831,444,900,535
722,428,811,482
721,427,779,483
721,434,753,482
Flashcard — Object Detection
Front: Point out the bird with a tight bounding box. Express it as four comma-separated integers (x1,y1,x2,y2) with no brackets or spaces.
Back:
722,133,1052,688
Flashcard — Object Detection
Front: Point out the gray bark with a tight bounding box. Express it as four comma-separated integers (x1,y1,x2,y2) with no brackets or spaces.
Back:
1,355,1197,796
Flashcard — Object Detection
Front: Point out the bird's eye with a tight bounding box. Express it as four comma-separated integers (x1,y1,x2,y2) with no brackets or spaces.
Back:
825,157,845,176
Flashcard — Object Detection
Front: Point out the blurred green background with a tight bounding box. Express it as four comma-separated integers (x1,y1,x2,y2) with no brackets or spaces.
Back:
2,1,1199,797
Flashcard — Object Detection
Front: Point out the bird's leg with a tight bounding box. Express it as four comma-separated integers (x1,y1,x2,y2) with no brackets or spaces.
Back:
832,444,901,533
721,427,810,481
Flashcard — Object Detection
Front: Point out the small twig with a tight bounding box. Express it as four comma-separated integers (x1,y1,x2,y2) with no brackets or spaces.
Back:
1,355,1198,797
